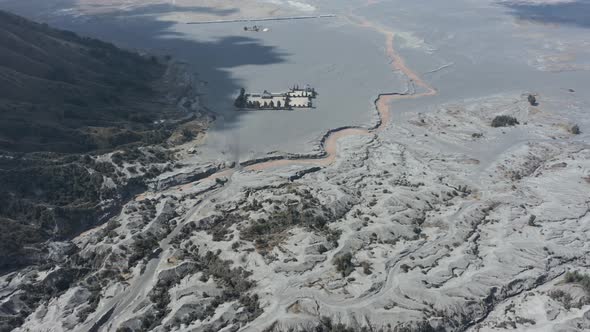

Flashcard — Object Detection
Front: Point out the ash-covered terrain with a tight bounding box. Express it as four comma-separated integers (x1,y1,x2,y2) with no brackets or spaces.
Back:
0,0,589,332
3,92,588,331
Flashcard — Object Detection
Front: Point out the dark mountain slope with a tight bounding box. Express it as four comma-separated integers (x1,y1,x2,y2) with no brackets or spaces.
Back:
0,10,206,272
0,9,174,153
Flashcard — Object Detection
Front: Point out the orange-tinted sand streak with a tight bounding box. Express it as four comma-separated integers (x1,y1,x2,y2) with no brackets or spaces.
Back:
161,16,438,194
244,19,437,171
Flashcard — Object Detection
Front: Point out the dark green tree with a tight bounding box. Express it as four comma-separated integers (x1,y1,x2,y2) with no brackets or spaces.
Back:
528,94,538,106
491,115,519,127
234,88,247,108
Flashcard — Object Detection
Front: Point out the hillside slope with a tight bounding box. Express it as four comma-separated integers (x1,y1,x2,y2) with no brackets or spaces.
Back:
0,10,208,272
0,9,173,153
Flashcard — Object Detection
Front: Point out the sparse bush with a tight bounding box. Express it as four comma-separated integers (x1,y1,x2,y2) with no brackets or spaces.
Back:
111,152,125,167
193,251,260,322
549,289,574,309
564,271,590,294
491,115,519,128
128,233,159,265
239,293,263,319
400,264,410,273
94,161,116,175
528,215,537,227
333,252,354,277
240,197,339,252
569,124,581,135
326,229,342,247
212,226,230,242
314,316,371,332
528,94,538,106
181,128,194,140
361,261,372,275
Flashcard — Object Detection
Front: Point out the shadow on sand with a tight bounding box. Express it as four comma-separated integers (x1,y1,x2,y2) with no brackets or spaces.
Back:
501,0,590,29
0,0,288,132
100,3,239,17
